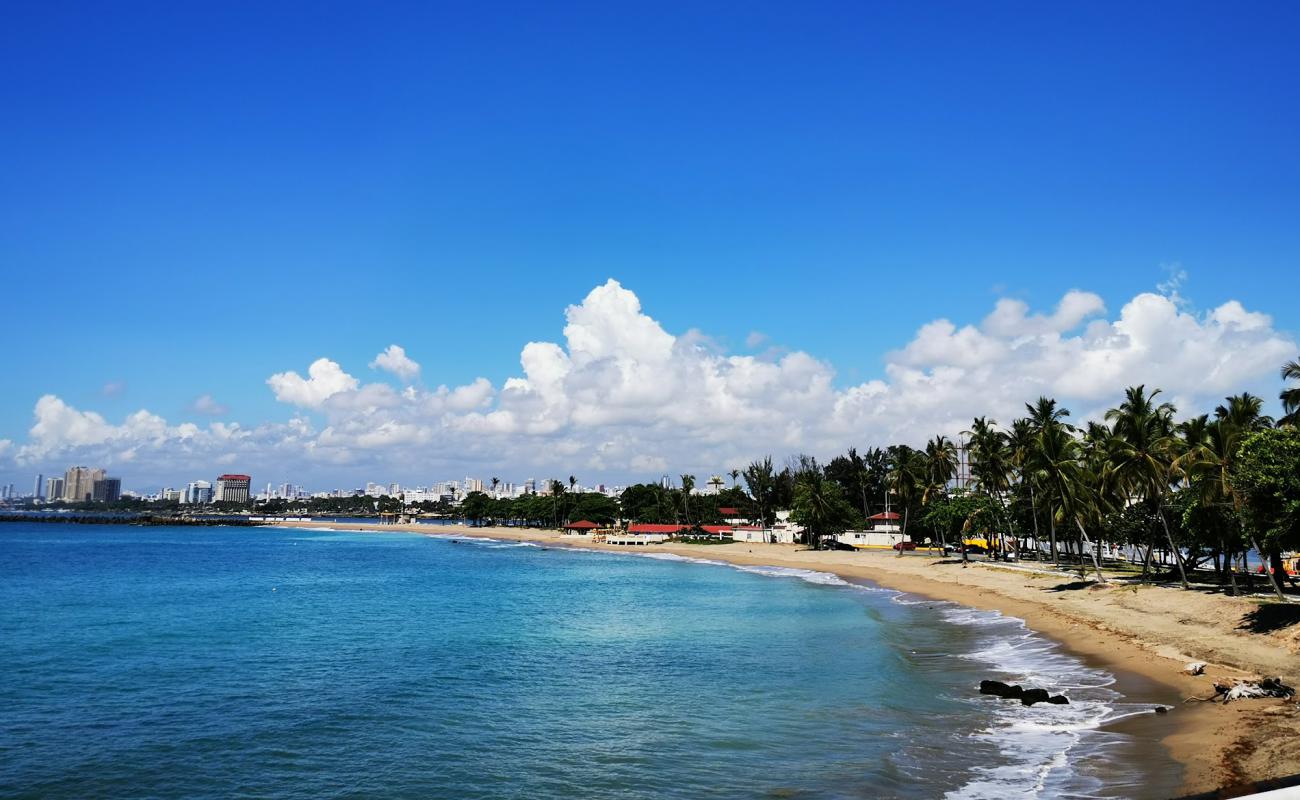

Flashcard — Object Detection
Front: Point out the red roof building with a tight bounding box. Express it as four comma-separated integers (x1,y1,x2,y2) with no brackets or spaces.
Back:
563,520,600,530
627,523,686,534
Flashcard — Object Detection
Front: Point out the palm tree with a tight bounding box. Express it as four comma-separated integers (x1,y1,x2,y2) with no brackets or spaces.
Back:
1180,394,1284,599
888,447,926,548
680,474,695,525
743,458,775,538
728,469,741,488
1281,359,1300,427
1176,415,1247,594
791,468,856,551
966,417,1013,557
1024,397,1074,563
922,436,959,505
1216,393,1273,430
1105,385,1186,587
549,479,567,528
490,477,500,497
1007,418,1041,556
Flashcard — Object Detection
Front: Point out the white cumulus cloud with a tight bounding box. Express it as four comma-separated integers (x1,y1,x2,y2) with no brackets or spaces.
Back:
267,358,359,408
369,344,421,382
3,278,1295,487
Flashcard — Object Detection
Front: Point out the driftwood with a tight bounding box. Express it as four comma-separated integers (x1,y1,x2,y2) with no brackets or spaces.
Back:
1183,662,1207,676
1200,677,1296,704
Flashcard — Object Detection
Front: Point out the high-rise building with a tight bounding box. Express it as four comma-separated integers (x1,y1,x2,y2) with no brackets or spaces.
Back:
63,466,105,502
34,474,44,500
214,474,251,504
185,480,213,504
92,478,122,502
46,477,65,501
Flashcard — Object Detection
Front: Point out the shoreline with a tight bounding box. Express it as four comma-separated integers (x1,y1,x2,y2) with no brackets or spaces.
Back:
275,520,1299,796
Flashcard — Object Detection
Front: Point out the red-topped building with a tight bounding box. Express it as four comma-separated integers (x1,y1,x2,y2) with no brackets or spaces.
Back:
214,474,252,504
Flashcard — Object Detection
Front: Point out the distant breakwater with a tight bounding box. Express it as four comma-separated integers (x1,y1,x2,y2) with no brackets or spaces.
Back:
0,513,263,527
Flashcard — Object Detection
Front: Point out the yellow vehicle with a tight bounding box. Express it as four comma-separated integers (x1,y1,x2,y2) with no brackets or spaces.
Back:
961,536,993,553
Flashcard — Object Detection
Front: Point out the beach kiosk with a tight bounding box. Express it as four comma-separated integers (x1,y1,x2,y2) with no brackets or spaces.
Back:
834,511,907,550
562,520,601,537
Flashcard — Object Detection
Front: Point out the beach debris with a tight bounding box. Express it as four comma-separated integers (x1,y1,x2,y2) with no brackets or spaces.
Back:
1206,677,1296,703
978,680,1069,706
1154,706,1169,714
1183,662,1207,676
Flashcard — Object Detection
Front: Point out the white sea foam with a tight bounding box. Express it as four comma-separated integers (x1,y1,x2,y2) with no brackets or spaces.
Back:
933,602,1152,799
620,550,1147,797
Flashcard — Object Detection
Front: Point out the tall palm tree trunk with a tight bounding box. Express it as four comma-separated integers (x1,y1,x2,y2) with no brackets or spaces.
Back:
1157,509,1190,589
1250,536,1288,601
1224,538,1239,597
1048,502,1058,563
1029,486,1041,560
1073,518,1107,583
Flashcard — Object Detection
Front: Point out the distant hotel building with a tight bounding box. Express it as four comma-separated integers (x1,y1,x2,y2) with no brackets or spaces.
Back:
92,478,122,503
63,466,105,502
185,480,213,504
214,474,251,504
46,477,65,501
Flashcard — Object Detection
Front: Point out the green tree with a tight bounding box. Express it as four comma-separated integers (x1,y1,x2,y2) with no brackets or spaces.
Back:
743,458,776,529
1102,390,1185,585
791,465,857,550
966,417,1014,557
1278,359,1300,427
461,491,492,526
1233,426,1300,601
1174,401,1270,594
1024,397,1074,564
679,474,695,525
887,445,926,546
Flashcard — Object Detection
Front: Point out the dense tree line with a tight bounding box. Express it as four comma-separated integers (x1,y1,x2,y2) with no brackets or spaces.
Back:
798,367,1300,598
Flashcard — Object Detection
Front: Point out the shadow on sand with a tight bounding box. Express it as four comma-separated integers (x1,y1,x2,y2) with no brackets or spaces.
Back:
1237,603,1300,634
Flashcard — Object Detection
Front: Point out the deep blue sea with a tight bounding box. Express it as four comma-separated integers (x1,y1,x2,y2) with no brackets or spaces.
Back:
0,523,1178,799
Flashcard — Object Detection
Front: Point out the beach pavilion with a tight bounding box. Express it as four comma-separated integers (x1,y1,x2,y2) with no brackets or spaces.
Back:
561,520,602,537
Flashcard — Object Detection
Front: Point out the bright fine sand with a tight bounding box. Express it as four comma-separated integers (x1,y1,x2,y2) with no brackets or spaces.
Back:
277,521,1300,796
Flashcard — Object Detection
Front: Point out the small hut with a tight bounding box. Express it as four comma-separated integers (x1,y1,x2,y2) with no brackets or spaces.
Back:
562,520,601,537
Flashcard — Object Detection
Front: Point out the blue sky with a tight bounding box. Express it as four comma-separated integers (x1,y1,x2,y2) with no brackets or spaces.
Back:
2,2,1298,489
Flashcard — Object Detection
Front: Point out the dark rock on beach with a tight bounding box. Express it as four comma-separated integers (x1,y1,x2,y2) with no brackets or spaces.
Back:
1019,688,1052,706
980,680,1068,706
979,680,1023,699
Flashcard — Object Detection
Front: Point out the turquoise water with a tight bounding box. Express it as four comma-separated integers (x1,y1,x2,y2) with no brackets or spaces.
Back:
0,524,1175,798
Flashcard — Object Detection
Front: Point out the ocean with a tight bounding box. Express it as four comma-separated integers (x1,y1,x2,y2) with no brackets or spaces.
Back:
0,523,1179,798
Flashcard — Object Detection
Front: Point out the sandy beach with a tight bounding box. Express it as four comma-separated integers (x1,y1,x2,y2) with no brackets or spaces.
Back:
277,520,1300,797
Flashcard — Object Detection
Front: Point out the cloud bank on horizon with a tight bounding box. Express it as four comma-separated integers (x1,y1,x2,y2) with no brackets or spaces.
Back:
5,279,1296,486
